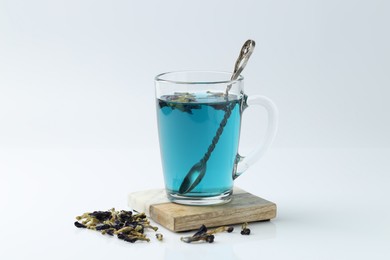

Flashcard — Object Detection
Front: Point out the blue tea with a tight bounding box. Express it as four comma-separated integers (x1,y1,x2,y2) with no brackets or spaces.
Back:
157,92,243,198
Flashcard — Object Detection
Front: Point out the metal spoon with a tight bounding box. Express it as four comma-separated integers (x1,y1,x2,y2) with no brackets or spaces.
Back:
178,40,256,194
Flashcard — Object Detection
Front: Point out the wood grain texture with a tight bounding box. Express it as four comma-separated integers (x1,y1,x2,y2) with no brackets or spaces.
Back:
148,191,276,232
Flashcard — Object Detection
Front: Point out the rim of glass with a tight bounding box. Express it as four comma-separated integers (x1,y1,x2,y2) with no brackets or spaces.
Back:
155,70,244,85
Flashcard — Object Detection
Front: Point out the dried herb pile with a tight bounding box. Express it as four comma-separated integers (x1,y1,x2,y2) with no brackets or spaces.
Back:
74,208,160,243
75,208,251,244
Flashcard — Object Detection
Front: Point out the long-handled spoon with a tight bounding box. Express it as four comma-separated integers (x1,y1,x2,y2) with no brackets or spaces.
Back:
178,40,256,194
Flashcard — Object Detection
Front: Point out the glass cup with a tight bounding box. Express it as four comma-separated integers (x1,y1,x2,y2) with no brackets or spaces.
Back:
155,71,278,205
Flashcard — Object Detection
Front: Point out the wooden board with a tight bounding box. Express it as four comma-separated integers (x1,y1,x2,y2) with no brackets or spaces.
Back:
128,187,276,232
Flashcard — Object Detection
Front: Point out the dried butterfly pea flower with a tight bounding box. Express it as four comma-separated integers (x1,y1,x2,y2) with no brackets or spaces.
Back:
89,211,112,221
115,226,136,235
192,224,207,237
95,224,111,231
101,228,115,236
155,233,163,241
118,213,133,223
240,222,251,235
117,233,150,243
180,225,215,244
74,221,87,228
181,234,215,243
117,233,138,243
133,212,147,219
241,228,250,235
143,224,158,232
205,235,215,243
207,226,234,235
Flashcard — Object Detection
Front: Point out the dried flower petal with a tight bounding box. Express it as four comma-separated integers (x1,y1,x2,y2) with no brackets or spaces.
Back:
74,221,86,228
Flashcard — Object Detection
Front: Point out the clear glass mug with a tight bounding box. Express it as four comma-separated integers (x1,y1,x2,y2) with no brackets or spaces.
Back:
155,71,278,205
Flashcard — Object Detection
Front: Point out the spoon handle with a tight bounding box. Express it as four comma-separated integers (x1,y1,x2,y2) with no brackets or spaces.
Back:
225,40,256,95
200,101,236,164
232,40,256,80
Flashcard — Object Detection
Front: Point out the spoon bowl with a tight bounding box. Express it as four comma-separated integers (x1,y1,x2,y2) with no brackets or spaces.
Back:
179,162,206,194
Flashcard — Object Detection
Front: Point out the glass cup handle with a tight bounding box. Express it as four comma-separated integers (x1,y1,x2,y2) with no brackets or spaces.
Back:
233,95,279,179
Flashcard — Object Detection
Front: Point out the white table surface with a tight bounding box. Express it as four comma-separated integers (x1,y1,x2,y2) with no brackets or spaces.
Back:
1,147,389,259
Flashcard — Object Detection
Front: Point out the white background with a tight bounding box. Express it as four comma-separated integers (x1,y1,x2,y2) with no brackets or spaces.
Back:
1,0,389,259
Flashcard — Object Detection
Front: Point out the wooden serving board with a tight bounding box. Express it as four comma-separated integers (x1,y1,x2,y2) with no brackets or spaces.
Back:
128,187,276,232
